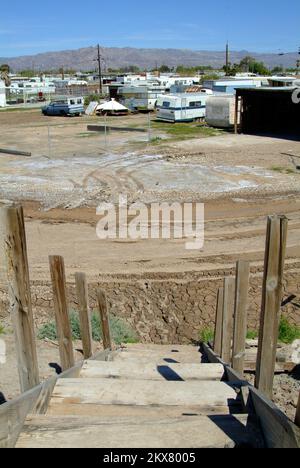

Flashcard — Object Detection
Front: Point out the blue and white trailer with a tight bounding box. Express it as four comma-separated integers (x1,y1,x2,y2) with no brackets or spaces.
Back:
156,93,210,122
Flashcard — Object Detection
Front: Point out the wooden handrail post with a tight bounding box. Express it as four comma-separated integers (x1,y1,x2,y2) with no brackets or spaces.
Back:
97,289,112,350
255,216,288,398
232,260,250,374
49,256,75,371
221,277,235,363
75,272,93,359
214,287,224,356
295,392,300,428
0,205,39,393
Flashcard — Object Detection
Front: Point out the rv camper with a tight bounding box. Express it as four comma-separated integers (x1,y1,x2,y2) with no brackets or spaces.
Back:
156,93,209,122
118,84,165,111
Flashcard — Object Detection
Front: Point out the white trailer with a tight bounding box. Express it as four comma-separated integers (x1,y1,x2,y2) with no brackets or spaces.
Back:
205,95,239,128
0,80,6,107
156,93,209,122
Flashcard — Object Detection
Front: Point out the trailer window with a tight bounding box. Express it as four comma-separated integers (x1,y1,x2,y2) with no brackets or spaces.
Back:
189,101,201,108
70,99,75,105
77,99,82,104
163,101,170,108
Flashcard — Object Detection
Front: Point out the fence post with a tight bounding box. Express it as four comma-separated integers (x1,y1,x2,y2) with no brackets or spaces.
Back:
232,260,250,374
221,277,235,363
295,392,300,428
214,287,224,356
75,272,93,359
255,216,288,398
0,205,39,393
97,289,112,350
49,255,75,371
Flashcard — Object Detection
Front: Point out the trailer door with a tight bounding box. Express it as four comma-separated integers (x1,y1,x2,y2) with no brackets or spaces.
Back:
181,98,187,121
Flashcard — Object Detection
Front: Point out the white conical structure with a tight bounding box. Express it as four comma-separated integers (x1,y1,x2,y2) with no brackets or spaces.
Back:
96,98,128,112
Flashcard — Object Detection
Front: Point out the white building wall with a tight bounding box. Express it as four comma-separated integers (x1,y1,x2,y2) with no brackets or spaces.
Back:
0,80,6,107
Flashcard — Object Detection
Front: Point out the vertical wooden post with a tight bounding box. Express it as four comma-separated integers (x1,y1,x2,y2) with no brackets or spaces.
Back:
49,256,75,371
97,289,112,350
75,272,93,359
232,260,250,374
214,287,224,356
234,94,239,134
255,216,288,398
221,277,235,363
295,392,300,428
0,205,39,393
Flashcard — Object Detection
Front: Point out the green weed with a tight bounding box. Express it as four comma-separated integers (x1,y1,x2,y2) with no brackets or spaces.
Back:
37,310,138,345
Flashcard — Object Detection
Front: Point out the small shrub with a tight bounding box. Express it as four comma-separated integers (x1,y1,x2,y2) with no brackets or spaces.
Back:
84,94,101,106
150,137,163,144
246,330,258,340
0,323,6,335
271,166,296,175
278,316,300,344
37,311,138,346
199,327,214,344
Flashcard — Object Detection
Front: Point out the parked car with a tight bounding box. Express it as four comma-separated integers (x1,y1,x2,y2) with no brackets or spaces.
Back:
42,97,84,116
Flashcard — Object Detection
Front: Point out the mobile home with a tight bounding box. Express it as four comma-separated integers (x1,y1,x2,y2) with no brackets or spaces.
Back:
118,84,165,111
156,93,208,122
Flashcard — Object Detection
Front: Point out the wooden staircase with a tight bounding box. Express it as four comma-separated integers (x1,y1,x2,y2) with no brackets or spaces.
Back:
16,345,263,448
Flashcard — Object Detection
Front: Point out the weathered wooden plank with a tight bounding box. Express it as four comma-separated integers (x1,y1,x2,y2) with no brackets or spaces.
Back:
0,148,31,157
221,277,235,363
202,343,300,448
49,255,75,371
249,387,300,448
47,402,233,417
16,414,263,448
255,216,288,398
296,392,300,428
0,205,39,393
214,287,224,356
50,379,239,407
232,260,250,374
80,361,224,381
97,289,112,350
75,272,93,359
113,353,202,364
0,386,42,448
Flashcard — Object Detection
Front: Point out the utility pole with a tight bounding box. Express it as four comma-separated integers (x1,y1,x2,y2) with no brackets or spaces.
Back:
225,41,230,76
97,44,103,95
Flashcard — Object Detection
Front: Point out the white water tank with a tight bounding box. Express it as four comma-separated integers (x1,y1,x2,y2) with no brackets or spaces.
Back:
0,80,6,107
206,95,238,128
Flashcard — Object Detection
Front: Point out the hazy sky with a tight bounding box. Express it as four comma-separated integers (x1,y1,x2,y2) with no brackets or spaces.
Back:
0,0,299,56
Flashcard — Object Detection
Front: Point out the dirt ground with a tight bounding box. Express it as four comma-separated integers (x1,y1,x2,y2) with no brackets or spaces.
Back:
0,109,299,417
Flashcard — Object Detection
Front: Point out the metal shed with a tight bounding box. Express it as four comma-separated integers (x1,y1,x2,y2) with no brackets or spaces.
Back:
234,87,300,136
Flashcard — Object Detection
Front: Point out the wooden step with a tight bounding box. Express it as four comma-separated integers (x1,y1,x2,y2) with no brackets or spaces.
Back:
16,414,263,448
50,379,239,408
113,352,202,364
47,402,236,417
80,361,224,381
112,345,203,364
121,344,201,353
